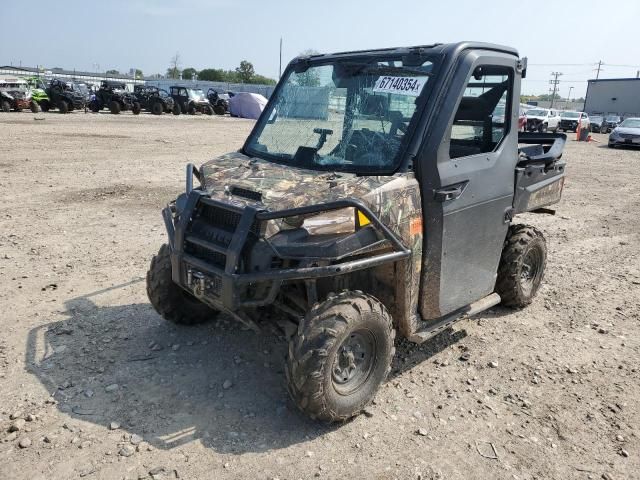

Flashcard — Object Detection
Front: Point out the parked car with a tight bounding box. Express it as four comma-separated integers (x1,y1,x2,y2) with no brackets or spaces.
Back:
589,115,604,133
44,79,86,113
134,85,180,115
603,115,622,133
559,111,590,132
525,108,560,132
206,88,230,115
90,81,141,115
169,86,213,115
0,77,39,112
608,118,640,148
518,107,527,131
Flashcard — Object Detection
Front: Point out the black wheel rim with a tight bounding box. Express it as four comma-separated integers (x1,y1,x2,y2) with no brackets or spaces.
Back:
331,329,376,395
520,246,543,297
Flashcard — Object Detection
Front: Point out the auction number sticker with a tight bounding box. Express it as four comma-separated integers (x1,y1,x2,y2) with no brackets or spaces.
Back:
373,76,427,97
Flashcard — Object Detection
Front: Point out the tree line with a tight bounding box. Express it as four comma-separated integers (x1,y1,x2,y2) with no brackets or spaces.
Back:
165,53,276,85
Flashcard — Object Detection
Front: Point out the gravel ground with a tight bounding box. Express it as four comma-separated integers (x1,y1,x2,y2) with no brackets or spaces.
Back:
0,111,638,480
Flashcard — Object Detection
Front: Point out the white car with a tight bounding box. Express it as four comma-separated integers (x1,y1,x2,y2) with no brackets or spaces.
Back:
525,108,561,133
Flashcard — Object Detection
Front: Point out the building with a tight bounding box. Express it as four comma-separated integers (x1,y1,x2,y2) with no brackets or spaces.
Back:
0,65,144,89
584,78,640,118
0,65,275,98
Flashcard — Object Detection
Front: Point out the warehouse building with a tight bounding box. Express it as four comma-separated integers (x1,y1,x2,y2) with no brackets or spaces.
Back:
0,65,144,89
584,78,640,118
0,65,275,98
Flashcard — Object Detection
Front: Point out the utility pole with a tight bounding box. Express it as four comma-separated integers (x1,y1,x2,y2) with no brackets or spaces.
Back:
279,37,283,79
549,72,562,108
595,60,603,80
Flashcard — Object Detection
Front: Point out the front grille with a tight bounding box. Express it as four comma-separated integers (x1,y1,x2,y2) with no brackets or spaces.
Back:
184,199,261,271
199,203,242,232
186,243,226,269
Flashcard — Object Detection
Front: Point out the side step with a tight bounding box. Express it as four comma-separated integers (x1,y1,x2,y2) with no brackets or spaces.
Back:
407,293,501,344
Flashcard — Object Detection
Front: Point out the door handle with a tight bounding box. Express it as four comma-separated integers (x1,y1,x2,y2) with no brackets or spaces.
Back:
434,181,468,202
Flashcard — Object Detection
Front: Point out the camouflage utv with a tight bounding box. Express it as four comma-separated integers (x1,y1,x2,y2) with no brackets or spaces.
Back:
147,42,567,422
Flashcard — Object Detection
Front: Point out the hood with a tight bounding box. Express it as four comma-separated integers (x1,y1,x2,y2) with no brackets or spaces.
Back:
613,127,640,135
200,151,396,213
526,114,546,120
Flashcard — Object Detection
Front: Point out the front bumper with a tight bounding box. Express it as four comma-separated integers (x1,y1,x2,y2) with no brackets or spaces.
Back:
609,135,640,146
164,190,410,312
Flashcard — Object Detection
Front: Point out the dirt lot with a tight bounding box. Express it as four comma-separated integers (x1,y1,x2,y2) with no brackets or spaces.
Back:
0,111,638,480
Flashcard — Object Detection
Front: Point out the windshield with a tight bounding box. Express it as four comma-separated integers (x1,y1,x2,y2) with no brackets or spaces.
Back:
619,118,640,128
189,89,207,101
561,112,580,119
606,116,620,122
527,109,547,116
245,57,436,173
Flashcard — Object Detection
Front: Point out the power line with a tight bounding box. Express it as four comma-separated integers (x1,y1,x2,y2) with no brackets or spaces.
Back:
595,60,603,80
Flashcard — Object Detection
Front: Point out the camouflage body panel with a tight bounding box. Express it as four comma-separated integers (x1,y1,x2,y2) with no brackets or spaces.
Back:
200,151,423,337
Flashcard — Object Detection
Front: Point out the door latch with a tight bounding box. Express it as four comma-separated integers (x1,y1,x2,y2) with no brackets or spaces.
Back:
434,181,468,202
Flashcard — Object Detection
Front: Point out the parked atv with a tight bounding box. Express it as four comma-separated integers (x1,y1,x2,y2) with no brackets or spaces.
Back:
147,42,567,423
90,80,141,115
133,85,180,115
206,88,229,115
0,78,40,112
170,86,213,115
25,77,49,111
40,79,86,113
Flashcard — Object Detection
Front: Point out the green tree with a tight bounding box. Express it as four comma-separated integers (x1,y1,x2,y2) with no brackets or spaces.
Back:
198,68,226,81
235,60,255,83
134,69,143,79
182,67,198,80
106,69,120,75
252,74,277,85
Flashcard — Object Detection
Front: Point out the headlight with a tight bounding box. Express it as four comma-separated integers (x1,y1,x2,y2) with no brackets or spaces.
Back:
610,129,620,138
266,208,371,237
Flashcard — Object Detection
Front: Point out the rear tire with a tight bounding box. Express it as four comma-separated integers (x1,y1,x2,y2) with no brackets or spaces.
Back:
286,291,395,422
213,104,226,115
1,100,10,113
40,100,50,112
30,101,41,113
204,105,214,115
496,224,547,308
132,102,141,115
172,103,181,115
146,244,218,325
188,104,196,115
151,101,163,115
58,100,69,114
90,101,100,113
109,100,121,114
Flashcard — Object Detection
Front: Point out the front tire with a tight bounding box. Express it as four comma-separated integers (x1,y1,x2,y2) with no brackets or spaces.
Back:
1,100,10,112
40,100,50,112
109,100,121,114
30,101,41,113
496,225,547,308
146,244,218,325
58,99,69,114
132,102,141,115
151,101,163,115
172,103,181,115
286,291,395,422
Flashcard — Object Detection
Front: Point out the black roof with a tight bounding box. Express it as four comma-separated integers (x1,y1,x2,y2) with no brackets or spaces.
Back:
295,42,519,61
588,77,640,83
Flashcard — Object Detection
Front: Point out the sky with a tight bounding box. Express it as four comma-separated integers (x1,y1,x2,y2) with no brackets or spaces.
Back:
2,0,639,97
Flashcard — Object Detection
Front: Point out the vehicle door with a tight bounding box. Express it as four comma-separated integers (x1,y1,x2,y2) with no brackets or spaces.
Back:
417,51,520,320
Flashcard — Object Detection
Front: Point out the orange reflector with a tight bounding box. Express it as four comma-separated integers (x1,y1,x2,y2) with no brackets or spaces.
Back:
357,210,370,227
410,217,422,236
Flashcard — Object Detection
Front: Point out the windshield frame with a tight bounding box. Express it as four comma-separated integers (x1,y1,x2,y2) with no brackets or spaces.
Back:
242,53,440,175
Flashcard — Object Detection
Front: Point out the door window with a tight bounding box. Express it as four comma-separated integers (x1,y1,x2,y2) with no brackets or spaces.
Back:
449,65,513,159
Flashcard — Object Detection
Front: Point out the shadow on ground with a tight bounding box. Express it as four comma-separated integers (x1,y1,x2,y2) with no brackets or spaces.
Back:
25,280,470,454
